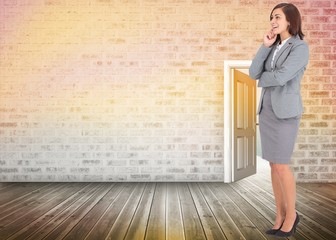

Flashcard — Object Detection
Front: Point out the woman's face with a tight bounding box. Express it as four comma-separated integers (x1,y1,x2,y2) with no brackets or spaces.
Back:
270,8,290,36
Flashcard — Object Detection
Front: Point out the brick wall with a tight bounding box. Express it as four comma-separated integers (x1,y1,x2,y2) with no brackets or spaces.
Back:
0,0,335,182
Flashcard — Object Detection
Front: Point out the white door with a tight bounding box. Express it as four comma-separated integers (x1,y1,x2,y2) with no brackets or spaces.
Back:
232,69,257,181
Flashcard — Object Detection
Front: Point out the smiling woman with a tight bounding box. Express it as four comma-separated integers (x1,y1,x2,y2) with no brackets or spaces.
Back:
249,3,309,238
268,3,305,46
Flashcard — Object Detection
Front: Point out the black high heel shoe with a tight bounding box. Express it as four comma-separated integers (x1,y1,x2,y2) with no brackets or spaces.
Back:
265,227,280,235
265,221,283,235
275,212,300,237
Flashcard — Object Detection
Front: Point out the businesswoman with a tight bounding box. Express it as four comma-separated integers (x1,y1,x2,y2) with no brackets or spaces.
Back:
249,3,309,237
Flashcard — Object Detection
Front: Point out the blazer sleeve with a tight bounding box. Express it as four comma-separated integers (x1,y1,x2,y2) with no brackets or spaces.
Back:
257,41,309,87
249,45,272,80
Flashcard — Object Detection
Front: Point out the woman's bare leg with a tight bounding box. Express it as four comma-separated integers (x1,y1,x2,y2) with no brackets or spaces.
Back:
270,162,286,229
271,163,297,232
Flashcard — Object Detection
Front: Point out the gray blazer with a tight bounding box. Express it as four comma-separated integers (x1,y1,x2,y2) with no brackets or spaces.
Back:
249,35,309,119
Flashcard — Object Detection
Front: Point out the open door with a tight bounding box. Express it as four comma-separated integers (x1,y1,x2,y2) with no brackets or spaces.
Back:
224,61,256,182
232,69,256,181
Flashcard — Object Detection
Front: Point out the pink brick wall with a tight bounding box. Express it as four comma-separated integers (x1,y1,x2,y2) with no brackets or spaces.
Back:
0,0,335,182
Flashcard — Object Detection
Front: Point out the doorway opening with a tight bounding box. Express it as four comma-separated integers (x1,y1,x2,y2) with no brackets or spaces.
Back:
224,60,268,182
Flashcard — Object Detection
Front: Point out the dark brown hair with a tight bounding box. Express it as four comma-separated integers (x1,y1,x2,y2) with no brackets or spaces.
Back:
270,3,305,41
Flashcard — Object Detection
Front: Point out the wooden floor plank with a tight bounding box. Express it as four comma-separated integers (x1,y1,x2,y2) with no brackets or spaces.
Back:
0,183,50,206
0,181,334,240
84,183,137,240
63,183,125,240
145,182,166,240
25,183,103,240
296,185,336,217
166,183,185,240
43,183,113,240
297,215,336,240
0,183,90,240
296,188,336,222
208,182,266,240
233,179,276,225
0,183,16,191
219,182,273,239
197,182,244,240
5,183,72,240
0,183,64,222
124,183,156,240
105,183,147,240
178,183,207,240
298,183,336,201
188,183,227,240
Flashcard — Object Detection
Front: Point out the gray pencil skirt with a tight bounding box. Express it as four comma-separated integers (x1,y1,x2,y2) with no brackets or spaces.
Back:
259,88,300,164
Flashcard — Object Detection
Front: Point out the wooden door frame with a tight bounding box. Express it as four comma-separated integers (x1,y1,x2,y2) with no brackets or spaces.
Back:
224,60,252,183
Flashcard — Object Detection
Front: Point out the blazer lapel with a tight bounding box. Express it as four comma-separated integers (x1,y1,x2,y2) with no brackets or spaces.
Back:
273,36,297,68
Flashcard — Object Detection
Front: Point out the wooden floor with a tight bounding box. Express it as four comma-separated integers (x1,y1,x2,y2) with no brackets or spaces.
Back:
0,171,335,240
